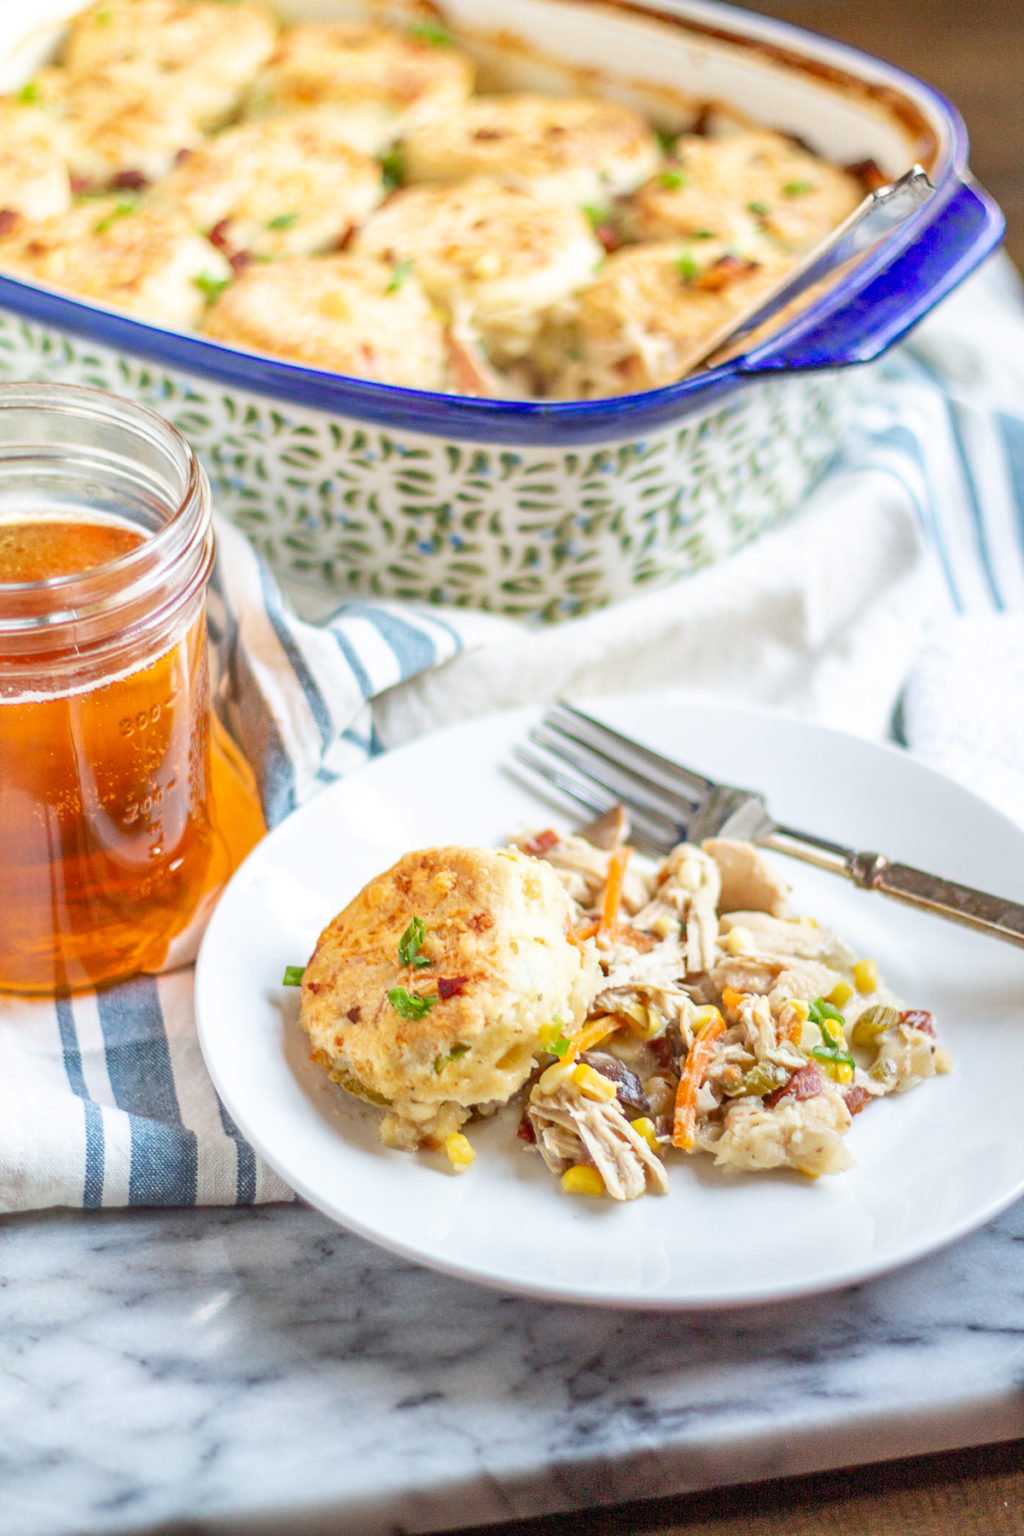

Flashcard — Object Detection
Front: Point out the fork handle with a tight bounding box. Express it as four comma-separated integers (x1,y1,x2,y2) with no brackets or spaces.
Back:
764,828,1024,948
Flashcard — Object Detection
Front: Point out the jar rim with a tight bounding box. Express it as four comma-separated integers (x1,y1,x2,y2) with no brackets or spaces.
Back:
0,381,213,649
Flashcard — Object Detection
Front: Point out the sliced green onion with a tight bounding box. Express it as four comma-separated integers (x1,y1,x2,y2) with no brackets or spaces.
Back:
386,256,414,293
266,211,300,230
398,914,431,968
282,965,305,987
388,986,435,1019
194,270,231,302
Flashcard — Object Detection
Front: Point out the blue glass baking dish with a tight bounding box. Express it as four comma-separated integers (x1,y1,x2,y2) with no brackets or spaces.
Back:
0,0,1004,619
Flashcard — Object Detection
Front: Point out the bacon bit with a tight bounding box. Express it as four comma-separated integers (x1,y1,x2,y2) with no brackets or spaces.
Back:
695,254,759,293
174,147,194,167
111,169,149,192
468,911,494,934
592,222,622,254
437,975,468,1000
346,1006,361,1023
765,1062,824,1108
229,250,252,274
846,157,887,191
0,208,19,236
305,980,320,995
208,219,232,251
69,174,93,196
843,1085,871,1116
521,829,560,858
672,1014,726,1149
900,1009,936,1037
517,1111,537,1144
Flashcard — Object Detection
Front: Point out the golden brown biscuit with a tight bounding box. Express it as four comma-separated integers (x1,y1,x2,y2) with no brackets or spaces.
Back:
299,845,600,1149
246,21,475,154
201,253,448,389
63,0,278,130
0,197,230,329
401,93,660,206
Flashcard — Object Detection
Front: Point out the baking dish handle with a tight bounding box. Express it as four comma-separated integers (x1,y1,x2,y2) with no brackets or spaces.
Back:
736,178,1005,374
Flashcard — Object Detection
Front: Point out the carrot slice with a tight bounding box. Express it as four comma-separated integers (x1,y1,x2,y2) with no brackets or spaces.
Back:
568,919,601,948
598,845,631,939
672,1014,726,1150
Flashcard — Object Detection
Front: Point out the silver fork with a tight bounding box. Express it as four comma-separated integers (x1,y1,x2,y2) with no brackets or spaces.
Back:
513,701,1024,949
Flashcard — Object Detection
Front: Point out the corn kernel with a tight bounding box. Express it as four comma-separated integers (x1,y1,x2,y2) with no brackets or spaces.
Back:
724,925,755,956
571,1063,618,1102
443,1132,476,1171
537,1059,575,1095
630,1117,659,1152
787,997,810,1024
828,980,854,1008
692,1004,723,1032
853,958,879,994
817,1058,854,1085
561,1164,605,1197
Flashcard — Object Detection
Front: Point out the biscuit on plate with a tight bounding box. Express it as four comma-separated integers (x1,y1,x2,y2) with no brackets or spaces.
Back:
299,845,600,1150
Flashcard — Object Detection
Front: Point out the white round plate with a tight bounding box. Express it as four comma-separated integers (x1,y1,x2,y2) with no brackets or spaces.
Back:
195,695,1024,1309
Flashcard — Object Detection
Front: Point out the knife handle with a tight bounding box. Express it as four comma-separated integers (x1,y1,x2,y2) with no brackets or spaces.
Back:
848,852,1024,948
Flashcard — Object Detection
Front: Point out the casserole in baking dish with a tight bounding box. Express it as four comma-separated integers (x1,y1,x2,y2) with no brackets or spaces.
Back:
0,0,1003,619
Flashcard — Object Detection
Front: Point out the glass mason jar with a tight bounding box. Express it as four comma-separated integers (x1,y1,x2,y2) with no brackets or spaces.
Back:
0,381,262,994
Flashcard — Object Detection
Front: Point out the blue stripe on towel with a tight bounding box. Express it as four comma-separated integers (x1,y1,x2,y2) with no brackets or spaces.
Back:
257,557,334,748
338,604,449,679
95,979,198,1206
998,412,1024,553
56,995,105,1208
330,625,375,699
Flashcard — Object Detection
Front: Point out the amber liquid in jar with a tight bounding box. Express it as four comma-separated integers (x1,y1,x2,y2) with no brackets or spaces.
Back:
0,513,264,994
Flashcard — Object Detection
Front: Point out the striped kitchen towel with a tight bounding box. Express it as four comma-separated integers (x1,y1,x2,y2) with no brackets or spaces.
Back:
1,253,1022,1213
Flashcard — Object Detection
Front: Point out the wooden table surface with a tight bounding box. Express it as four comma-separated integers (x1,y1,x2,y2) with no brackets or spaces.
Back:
443,3,1024,1531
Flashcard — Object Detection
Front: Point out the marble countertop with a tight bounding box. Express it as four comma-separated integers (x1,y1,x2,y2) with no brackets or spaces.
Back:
3,1197,1024,1536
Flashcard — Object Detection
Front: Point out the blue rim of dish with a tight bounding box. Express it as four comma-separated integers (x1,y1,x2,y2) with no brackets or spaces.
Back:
0,8,1004,447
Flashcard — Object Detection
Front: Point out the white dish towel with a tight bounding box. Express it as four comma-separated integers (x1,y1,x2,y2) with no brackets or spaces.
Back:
1,255,1022,1213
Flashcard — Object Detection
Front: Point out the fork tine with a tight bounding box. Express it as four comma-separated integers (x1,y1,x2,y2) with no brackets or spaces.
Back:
546,701,716,801
510,745,676,859
528,722,694,832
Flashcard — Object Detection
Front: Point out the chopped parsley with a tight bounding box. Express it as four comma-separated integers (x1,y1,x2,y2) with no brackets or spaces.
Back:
583,204,612,231
386,256,414,293
281,965,305,987
692,229,716,239
655,127,678,156
676,251,700,282
782,180,814,197
388,986,436,1020
747,199,770,216
194,270,231,303
17,81,40,104
660,169,686,190
397,915,431,969
380,147,403,191
93,198,138,234
407,20,455,47
266,211,300,230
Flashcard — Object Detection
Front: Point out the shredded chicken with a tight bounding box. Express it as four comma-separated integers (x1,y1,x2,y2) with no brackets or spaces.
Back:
510,818,953,1201
527,1078,669,1199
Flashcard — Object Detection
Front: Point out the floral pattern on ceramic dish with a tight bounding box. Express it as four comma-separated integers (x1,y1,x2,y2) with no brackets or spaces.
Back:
0,307,857,617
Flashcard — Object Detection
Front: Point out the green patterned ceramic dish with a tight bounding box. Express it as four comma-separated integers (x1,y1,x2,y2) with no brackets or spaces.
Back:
0,0,1003,621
